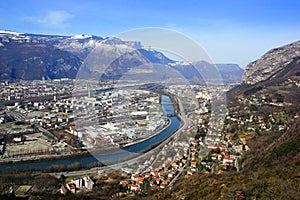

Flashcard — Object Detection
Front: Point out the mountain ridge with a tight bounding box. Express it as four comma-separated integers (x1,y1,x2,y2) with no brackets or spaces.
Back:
242,40,300,84
0,30,243,83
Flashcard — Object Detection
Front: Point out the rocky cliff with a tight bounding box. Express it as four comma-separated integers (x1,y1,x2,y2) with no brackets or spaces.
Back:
242,40,300,84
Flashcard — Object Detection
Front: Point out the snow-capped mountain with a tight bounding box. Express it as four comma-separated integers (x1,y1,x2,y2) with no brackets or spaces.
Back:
0,30,242,83
0,30,147,80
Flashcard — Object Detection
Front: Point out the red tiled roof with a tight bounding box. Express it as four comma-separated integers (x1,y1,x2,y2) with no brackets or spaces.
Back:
120,181,128,186
133,173,140,178
151,185,159,190
185,174,191,179
224,157,235,161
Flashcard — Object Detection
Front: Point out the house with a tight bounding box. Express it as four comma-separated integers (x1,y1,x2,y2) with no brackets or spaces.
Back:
191,145,197,152
223,157,235,166
137,177,145,185
191,139,199,146
184,174,192,179
260,122,267,130
69,125,77,135
191,168,197,172
131,173,140,181
162,179,169,186
82,176,94,190
217,154,223,161
219,145,228,151
130,183,139,191
151,171,159,177
207,144,218,150
278,125,285,131
191,161,197,168
72,176,94,190
58,116,66,123
151,185,159,191
168,173,174,179
163,167,168,172
60,185,68,195
155,177,161,185
119,181,129,187
13,137,22,142
14,185,32,198
145,173,151,178
66,183,76,194
187,169,195,176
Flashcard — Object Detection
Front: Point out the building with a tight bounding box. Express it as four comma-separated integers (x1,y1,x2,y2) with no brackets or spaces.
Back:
71,176,94,190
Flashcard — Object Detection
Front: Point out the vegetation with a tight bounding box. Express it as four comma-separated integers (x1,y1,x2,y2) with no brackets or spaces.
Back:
243,86,263,96
0,172,59,199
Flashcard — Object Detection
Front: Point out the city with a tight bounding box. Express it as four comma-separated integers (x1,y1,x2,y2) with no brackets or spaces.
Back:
0,78,250,198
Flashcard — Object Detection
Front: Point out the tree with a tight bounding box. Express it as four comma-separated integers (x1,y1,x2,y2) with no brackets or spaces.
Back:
141,179,150,191
250,104,258,111
255,127,260,136
60,174,66,185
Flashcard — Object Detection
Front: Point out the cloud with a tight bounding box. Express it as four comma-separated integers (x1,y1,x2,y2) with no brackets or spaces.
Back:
27,10,73,30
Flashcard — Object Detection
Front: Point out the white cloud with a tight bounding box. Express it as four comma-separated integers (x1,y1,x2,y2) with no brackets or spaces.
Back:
27,10,74,30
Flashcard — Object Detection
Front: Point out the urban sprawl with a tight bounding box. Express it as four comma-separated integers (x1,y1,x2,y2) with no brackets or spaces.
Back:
0,79,270,197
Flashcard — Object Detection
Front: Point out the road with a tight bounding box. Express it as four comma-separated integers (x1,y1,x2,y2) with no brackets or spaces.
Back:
36,125,59,141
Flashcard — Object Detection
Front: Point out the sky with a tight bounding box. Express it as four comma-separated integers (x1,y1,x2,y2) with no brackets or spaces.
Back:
1,0,300,68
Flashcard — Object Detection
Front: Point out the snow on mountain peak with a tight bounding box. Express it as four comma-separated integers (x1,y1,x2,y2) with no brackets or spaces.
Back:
71,34,93,39
0,30,24,35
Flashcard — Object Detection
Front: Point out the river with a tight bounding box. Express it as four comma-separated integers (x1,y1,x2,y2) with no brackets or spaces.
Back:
0,94,182,172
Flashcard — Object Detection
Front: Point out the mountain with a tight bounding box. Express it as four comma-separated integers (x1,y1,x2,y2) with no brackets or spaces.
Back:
242,40,300,84
168,61,243,84
216,64,244,83
229,41,300,106
0,41,81,80
98,48,177,82
0,30,142,80
0,30,243,83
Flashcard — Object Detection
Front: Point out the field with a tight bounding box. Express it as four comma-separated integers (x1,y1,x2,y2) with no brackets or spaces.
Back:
3,140,54,158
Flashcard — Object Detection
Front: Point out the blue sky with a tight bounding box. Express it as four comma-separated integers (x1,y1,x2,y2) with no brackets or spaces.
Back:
1,0,300,68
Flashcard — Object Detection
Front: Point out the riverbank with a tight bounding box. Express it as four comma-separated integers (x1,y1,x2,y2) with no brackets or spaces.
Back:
121,118,171,148
0,150,89,164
